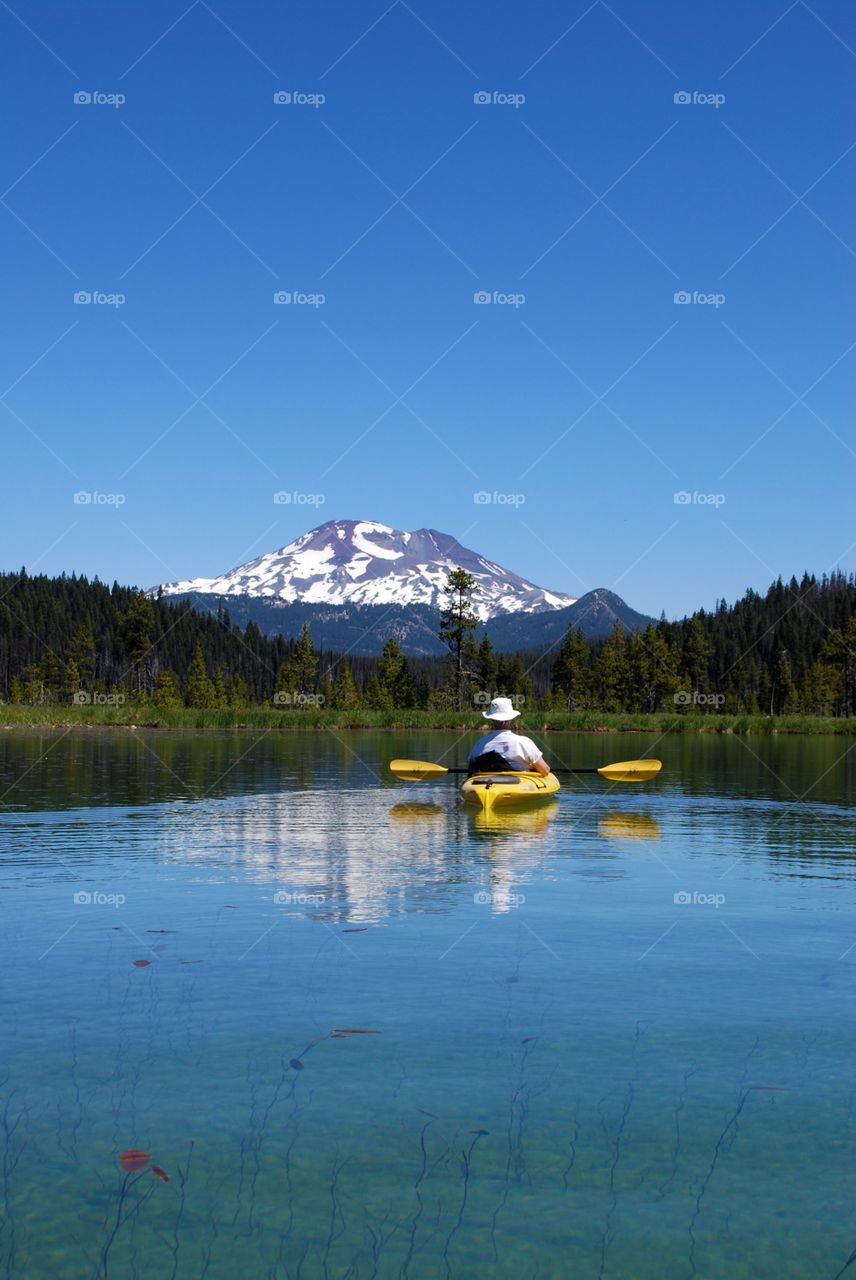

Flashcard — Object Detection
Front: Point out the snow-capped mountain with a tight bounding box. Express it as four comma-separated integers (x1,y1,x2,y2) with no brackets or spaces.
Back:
156,519,577,622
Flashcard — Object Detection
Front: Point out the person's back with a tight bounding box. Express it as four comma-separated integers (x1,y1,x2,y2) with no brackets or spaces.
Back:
467,697,551,776
469,727,544,772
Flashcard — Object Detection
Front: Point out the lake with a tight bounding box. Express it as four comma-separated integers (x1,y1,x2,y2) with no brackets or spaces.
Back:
0,728,853,1279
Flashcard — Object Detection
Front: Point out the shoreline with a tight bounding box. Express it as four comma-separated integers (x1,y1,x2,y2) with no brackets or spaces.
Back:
0,708,854,736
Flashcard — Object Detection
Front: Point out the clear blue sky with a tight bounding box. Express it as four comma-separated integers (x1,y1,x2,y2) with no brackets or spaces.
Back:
1,0,853,618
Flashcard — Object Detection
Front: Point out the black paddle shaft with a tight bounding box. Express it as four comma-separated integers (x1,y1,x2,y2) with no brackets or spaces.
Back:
445,766,600,775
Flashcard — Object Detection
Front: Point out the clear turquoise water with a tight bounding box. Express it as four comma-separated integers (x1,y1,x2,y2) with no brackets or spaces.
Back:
0,729,854,1279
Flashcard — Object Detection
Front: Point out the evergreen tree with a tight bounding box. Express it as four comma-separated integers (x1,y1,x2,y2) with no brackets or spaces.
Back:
211,667,229,709
184,643,216,708
330,660,358,711
63,657,81,701
274,658,296,706
37,651,62,703
680,615,713,701
119,594,156,696
552,626,588,712
439,568,478,711
228,673,251,706
495,653,534,710
67,623,96,684
153,670,183,708
291,623,318,695
376,638,416,709
476,634,496,699
594,622,629,712
820,618,856,716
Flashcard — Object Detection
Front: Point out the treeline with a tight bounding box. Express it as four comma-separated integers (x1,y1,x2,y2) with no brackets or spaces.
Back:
0,568,854,717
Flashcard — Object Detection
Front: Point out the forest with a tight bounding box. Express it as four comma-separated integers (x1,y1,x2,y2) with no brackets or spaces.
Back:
0,567,853,718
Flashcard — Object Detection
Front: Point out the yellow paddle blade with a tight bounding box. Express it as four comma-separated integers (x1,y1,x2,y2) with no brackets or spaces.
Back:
389,759,450,781
596,759,662,782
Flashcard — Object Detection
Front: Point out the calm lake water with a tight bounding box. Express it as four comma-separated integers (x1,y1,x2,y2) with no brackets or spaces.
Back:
0,728,854,1279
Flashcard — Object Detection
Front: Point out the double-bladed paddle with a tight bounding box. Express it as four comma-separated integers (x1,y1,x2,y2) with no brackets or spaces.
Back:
389,758,662,783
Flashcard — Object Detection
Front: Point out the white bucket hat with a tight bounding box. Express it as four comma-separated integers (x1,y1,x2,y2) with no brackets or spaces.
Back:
482,695,521,722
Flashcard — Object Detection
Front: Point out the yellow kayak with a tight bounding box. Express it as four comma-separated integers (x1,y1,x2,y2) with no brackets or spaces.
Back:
461,770,560,811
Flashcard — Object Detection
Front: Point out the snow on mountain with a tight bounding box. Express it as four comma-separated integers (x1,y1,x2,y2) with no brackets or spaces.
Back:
156,519,577,621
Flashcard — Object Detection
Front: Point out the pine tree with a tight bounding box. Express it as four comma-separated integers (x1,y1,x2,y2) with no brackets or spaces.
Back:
291,624,318,696
332,659,360,709
459,632,480,705
820,618,856,716
184,643,216,708
38,651,61,704
274,658,296,707
476,635,496,700
439,568,478,711
681,615,712,702
153,670,183,708
228,673,251,707
496,653,534,710
644,625,680,711
552,626,588,712
119,594,156,697
67,623,96,684
376,638,416,709
595,622,629,712
63,657,81,702
211,667,228,709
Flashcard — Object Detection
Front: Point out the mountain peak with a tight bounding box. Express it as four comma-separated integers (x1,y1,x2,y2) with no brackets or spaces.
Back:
156,519,577,621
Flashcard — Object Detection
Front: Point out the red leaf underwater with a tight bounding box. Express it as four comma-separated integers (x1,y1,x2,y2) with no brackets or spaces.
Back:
132,960,151,968
151,1166,170,1183
119,1148,150,1172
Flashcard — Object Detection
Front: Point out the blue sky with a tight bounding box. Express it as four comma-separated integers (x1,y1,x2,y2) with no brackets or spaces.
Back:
1,0,853,618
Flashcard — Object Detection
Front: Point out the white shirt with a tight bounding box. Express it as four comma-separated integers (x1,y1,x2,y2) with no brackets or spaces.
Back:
468,728,544,770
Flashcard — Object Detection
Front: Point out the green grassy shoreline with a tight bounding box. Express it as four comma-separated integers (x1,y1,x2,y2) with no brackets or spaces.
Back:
0,706,854,735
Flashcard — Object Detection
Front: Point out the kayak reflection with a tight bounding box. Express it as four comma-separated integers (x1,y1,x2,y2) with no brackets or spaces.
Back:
467,799,559,838
597,812,661,841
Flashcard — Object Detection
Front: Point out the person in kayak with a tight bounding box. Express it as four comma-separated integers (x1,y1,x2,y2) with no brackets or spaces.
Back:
468,696,552,776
